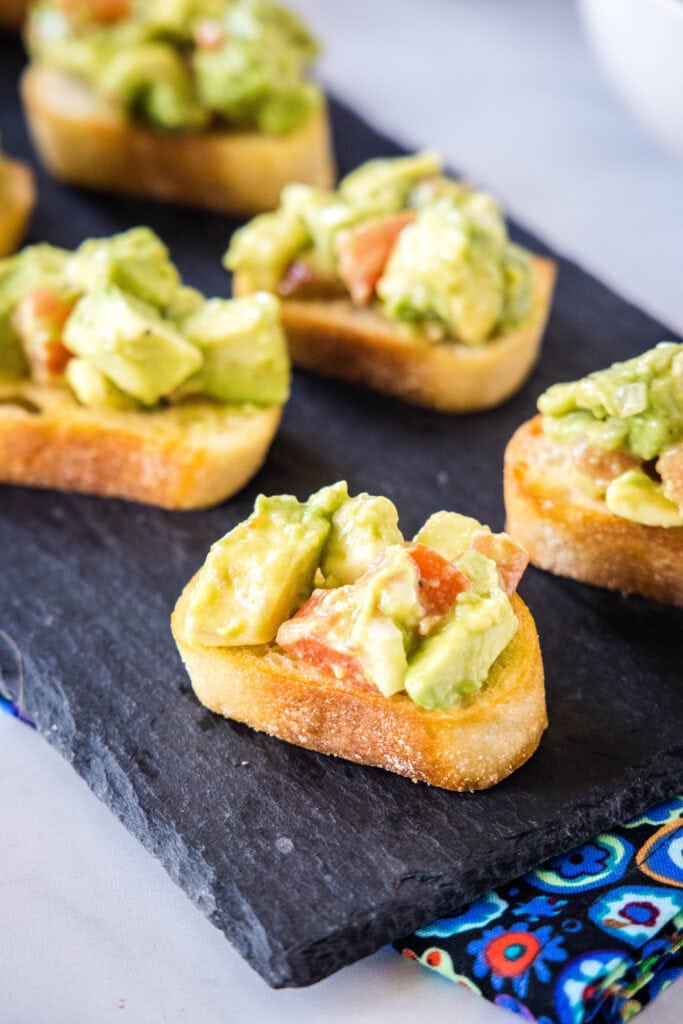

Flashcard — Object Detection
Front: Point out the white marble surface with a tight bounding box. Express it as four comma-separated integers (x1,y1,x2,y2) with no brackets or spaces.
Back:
1,1,682,1021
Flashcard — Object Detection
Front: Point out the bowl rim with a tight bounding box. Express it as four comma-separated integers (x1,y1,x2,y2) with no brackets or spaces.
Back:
651,0,683,19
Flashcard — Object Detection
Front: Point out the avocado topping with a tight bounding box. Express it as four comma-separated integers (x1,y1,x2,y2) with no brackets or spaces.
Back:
0,226,290,409
225,152,533,344
186,484,528,710
28,0,322,135
539,342,683,527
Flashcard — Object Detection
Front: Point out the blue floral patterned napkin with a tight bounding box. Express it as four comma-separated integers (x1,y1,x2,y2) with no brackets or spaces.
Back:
395,796,683,1022
0,694,33,725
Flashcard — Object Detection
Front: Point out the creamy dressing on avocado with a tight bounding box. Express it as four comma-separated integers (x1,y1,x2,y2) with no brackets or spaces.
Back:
0,227,290,408
539,342,683,528
28,0,321,134
187,484,525,711
226,152,533,344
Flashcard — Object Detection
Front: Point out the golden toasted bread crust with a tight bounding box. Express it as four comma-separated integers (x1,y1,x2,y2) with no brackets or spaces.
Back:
0,158,35,257
234,256,556,412
172,579,546,791
0,0,26,30
504,415,683,606
21,66,335,214
0,381,282,508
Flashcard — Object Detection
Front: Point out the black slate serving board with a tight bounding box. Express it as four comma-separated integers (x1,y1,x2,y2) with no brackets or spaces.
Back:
1,38,682,989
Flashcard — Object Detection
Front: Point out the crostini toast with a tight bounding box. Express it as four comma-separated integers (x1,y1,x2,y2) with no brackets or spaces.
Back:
23,66,334,215
172,485,546,790
0,157,35,258
234,256,556,412
505,415,683,606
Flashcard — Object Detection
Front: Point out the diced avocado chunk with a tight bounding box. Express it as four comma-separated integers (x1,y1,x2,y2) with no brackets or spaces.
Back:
193,1,320,133
63,287,202,405
225,209,310,291
182,293,289,405
414,510,485,561
0,258,26,378
499,243,533,331
340,151,442,214
294,544,419,697
98,44,207,130
377,199,506,345
186,493,333,646
344,545,422,696
194,42,319,134
605,470,683,527
321,493,404,586
539,342,683,461
255,83,321,135
281,185,364,274
166,285,205,324
65,359,141,412
305,480,350,517
27,10,116,81
139,0,224,44
65,228,182,310
404,552,518,710
0,322,27,379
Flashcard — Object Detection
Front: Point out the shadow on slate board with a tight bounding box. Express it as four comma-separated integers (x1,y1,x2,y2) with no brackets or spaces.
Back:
0,37,682,988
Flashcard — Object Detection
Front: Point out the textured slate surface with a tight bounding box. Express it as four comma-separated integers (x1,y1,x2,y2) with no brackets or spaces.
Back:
0,38,682,989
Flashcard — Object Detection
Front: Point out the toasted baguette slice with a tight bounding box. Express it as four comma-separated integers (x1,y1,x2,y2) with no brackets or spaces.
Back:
234,256,556,412
21,66,335,215
504,415,683,606
0,0,26,30
0,158,35,258
172,577,546,791
0,380,281,509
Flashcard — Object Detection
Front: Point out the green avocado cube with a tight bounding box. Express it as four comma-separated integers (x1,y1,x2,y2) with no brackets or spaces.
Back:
65,228,182,310
224,208,310,291
605,470,683,527
414,510,484,562
181,293,290,406
65,359,141,412
63,287,202,405
340,150,442,214
404,579,517,710
186,494,332,647
321,493,404,586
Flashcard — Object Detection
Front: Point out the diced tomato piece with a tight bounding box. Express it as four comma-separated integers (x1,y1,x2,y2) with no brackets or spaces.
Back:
12,288,76,385
657,441,683,511
336,211,416,305
57,0,131,26
470,532,529,596
194,19,227,50
571,439,641,485
277,589,374,690
406,543,470,620
278,632,373,690
278,543,471,687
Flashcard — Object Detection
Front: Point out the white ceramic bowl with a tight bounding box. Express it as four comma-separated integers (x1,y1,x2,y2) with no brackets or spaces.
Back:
578,0,683,160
